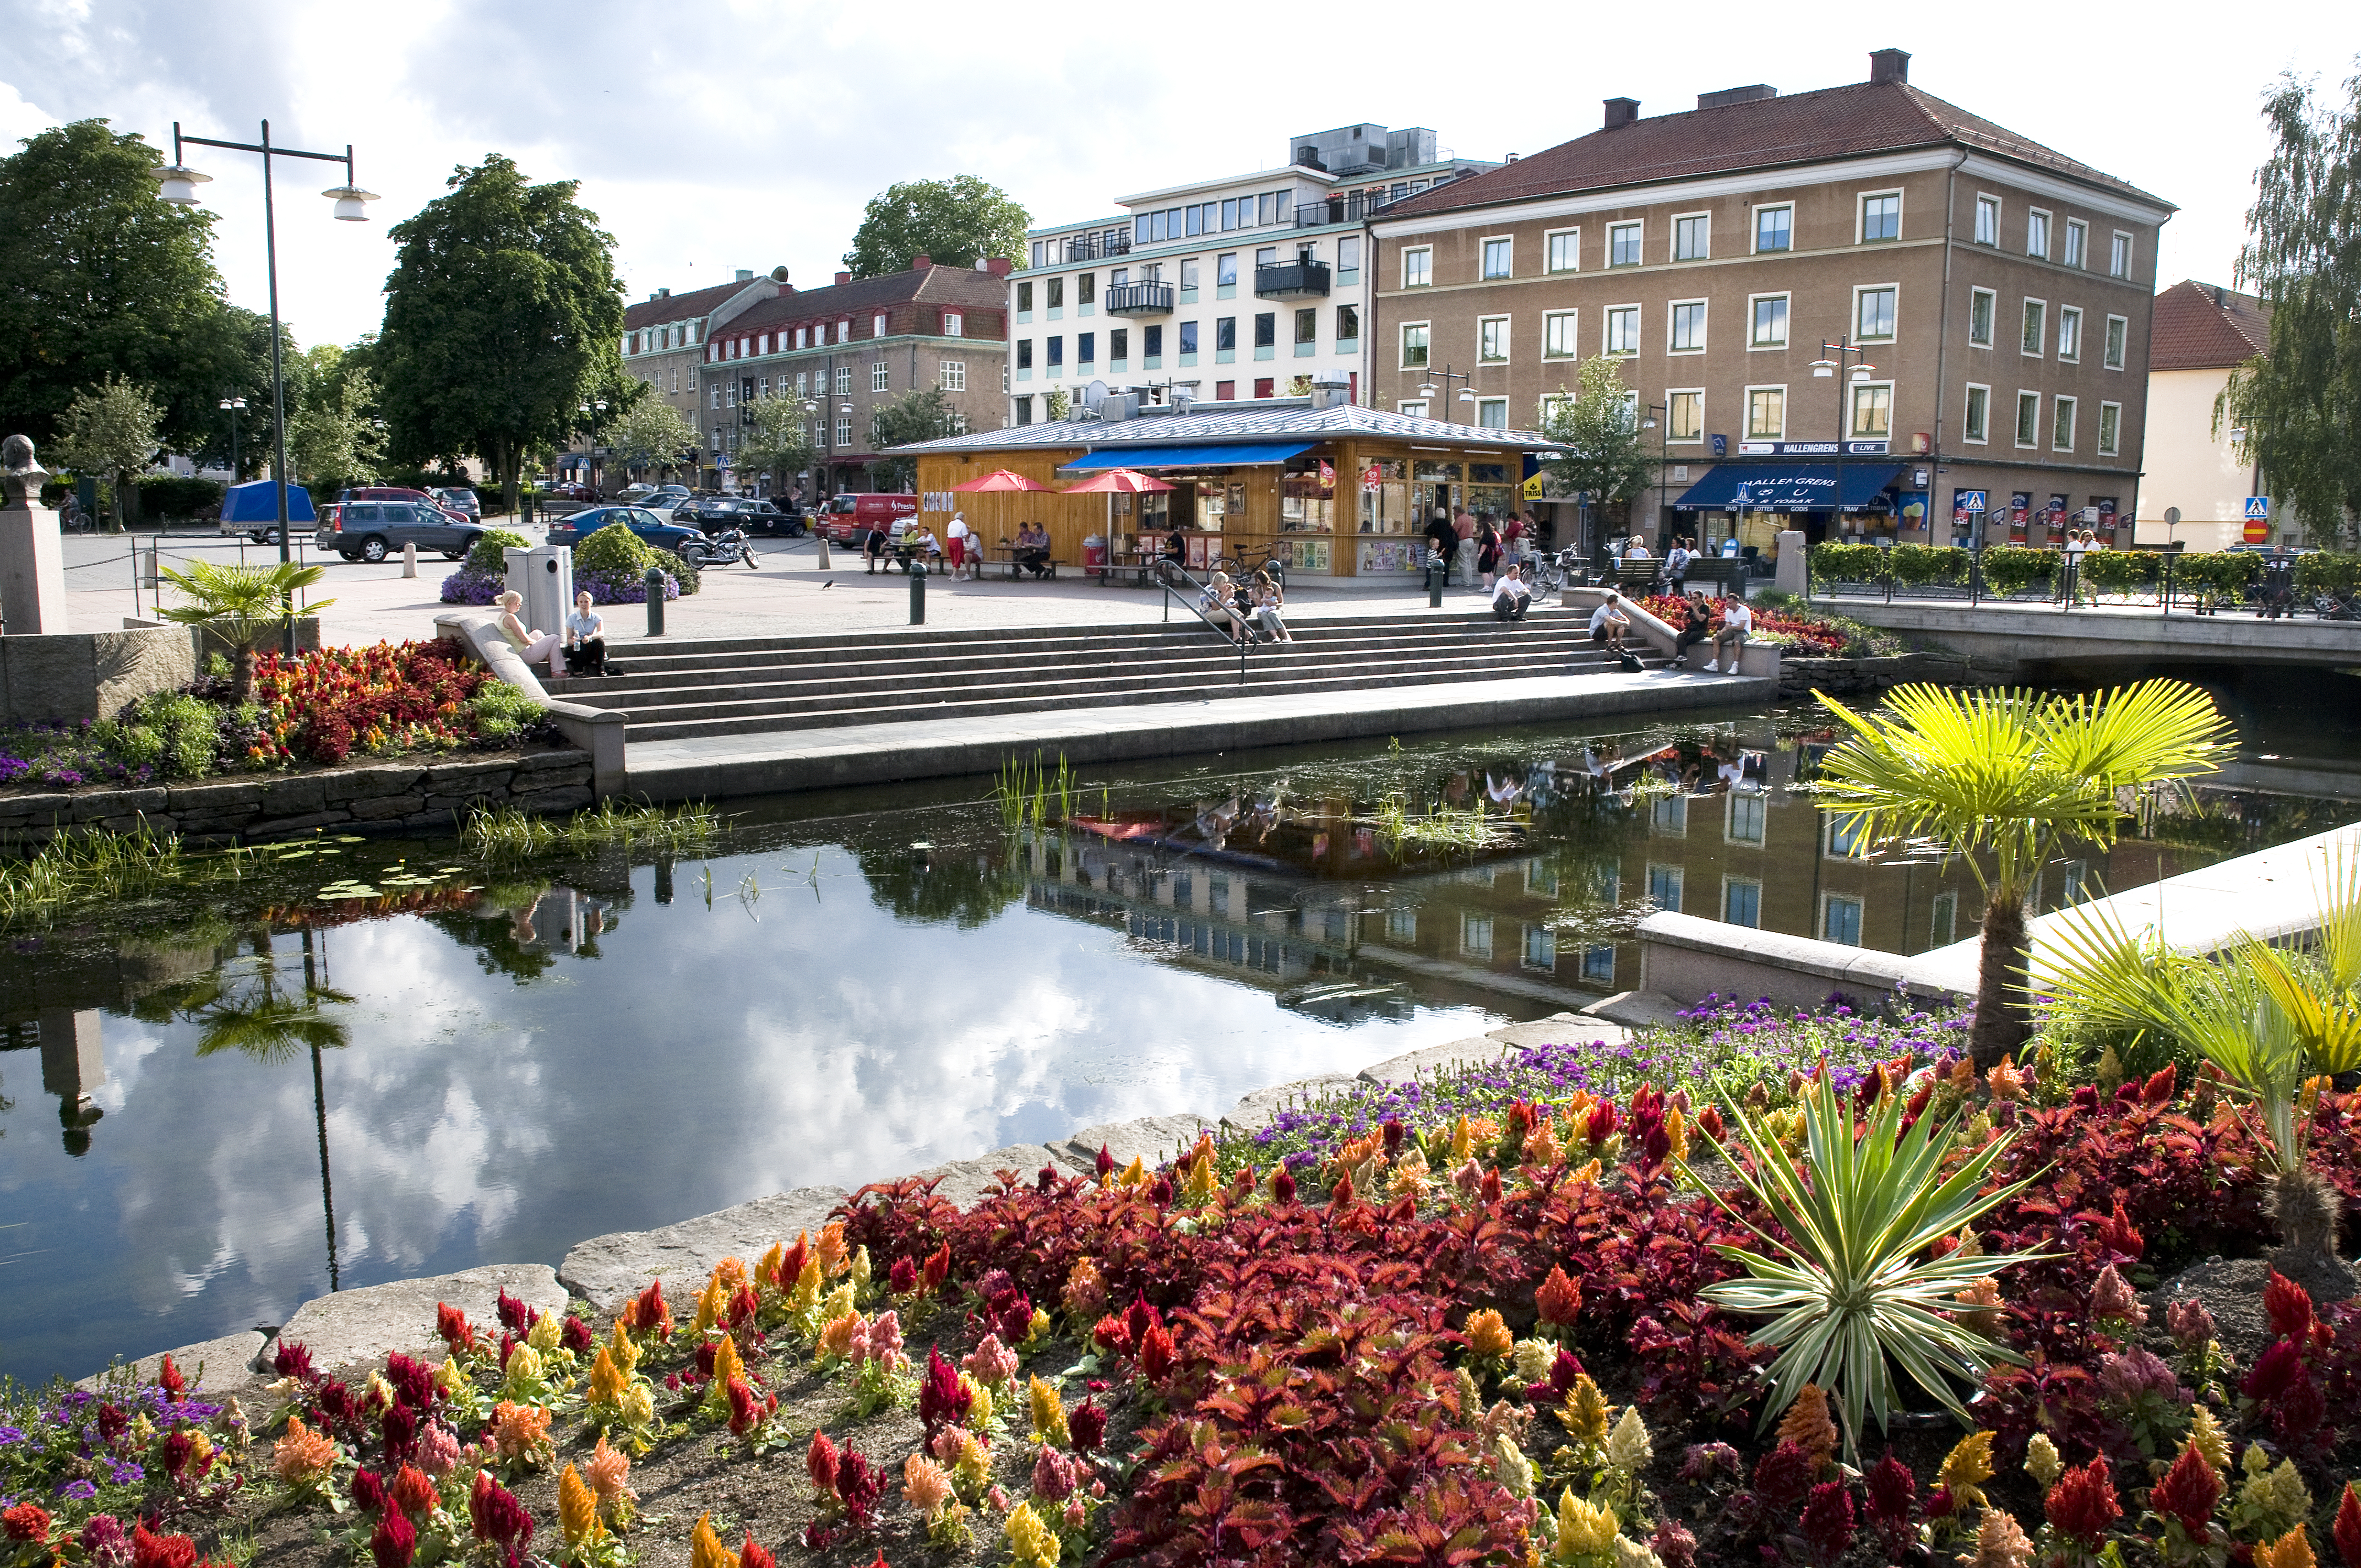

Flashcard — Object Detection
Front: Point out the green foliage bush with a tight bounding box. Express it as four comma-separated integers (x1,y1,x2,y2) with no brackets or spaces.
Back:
1886,543,1970,587
133,476,225,519
2172,549,2260,597
2294,551,2361,594
2077,549,2161,594
1807,541,1886,581
465,679,543,745
572,519,699,594
467,529,529,574
1977,545,2058,597
95,692,219,780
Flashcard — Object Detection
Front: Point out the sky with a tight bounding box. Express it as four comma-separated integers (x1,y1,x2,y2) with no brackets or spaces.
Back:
3,0,2358,352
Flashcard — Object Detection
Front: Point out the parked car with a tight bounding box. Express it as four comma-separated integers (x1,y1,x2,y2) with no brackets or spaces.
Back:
813,492,918,545
431,486,482,521
679,496,805,536
315,500,485,563
543,482,600,504
543,505,701,554
338,486,469,525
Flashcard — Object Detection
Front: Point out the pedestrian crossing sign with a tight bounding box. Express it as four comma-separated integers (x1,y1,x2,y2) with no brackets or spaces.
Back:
2244,496,2270,520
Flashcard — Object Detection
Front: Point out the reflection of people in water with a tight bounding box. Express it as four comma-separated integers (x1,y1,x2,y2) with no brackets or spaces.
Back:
1193,795,1242,850
1485,771,1524,805
510,894,543,944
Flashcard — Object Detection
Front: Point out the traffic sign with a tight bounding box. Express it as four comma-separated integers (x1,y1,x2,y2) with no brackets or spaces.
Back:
1955,490,1988,511
2244,518,2271,545
2244,496,2270,520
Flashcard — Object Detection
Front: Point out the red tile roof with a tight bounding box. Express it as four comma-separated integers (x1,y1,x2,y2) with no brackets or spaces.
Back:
1386,78,2168,219
2149,279,2270,372
622,279,748,331
720,264,1007,338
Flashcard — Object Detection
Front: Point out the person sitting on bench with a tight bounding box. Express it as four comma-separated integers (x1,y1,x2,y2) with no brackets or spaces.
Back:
1015,522,1053,578
1491,563,1531,622
1671,591,1712,668
1704,595,1753,672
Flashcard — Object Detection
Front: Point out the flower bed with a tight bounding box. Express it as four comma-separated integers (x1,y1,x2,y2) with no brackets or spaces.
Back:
1635,594,1885,657
19,1006,2360,1568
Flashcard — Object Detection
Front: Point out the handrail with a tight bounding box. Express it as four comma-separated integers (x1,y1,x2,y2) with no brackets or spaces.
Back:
1155,558,1254,685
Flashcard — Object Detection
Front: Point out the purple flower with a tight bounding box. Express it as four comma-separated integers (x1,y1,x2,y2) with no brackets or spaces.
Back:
0,1428,23,1445
55,1480,97,1501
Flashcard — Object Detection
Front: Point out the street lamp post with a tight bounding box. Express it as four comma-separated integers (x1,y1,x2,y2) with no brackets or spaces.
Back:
577,400,608,497
1413,364,1478,424
1809,336,1875,545
219,396,247,481
1640,401,1669,552
156,121,375,654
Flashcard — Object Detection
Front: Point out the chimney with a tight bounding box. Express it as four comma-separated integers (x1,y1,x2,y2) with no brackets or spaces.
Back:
735,268,753,282
1603,97,1640,129
984,257,1013,277
912,253,932,269
1869,48,1910,84
657,287,670,298
834,270,851,286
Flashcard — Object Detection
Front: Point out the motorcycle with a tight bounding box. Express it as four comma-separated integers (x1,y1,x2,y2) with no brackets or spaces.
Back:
679,527,759,570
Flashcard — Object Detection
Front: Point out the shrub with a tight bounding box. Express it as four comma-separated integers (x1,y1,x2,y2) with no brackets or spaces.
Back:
1886,543,1971,588
2170,549,2260,598
1978,545,2058,597
2294,551,2361,595
2078,550,2160,595
466,680,556,748
95,693,219,781
133,476,225,519
439,568,504,606
1808,542,1887,582
467,529,529,575
573,520,701,595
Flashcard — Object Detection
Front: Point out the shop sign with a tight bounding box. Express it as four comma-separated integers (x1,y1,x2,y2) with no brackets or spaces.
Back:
1521,473,1544,499
2046,493,2069,527
1729,473,1841,511
1734,439,1890,456
1362,463,1381,488
1319,460,1335,487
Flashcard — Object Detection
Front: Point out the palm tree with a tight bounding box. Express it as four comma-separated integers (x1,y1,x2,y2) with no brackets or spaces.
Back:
155,559,335,702
1811,680,2235,1070
2033,848,2359,1278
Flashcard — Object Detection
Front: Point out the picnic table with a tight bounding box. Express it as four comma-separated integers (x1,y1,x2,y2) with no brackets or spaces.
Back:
983,544,1061,581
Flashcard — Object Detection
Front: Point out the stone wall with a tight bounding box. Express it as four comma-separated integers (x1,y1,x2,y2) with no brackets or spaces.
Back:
1775,649,2001,699
1,624,197,725
0,748,594,847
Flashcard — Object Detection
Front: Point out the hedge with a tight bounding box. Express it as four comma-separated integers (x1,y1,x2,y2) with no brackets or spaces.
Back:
133,476,226,518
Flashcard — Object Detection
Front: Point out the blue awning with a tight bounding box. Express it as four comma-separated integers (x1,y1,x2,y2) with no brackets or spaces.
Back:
1672,464,1903,513
1059,442,1314,473
220,480,319,523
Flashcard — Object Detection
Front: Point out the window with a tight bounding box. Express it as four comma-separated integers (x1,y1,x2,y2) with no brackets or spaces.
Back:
1295,307,1318,346
1215,380,1236,400
1855,285,1897,340
1963,383,1990,443
1673,213,1709,259
1016,339,1033,370
1968,287,1996,347
938,361,965,392
1536,393,1569,428
1608,221,1642,266
1727,792,1766,845
1046,336,1063,368
1582,945,1616,983
1046,276,1064,309
1543,311,1578,358
1522,925,1557,972
1253,312,1275,349
2103,314,2127,369
1334,303,1357,342
1930,891,1957,946
835,415,852,448
1850,383,1892,439
1400,322,1429,368
872,311,888,338
1397,399,1427,418
1014,395,1032,426
2064,220,2087,269
1723,878,1762,928
2109,231,2132,279
1459,912,1492,959
869,361,889,391
1650,795,1687,837
1754,204,1792,253
1109,326,1130,363
1179,257,1199,293
1667,389,1702,442
2015,390,2040,447
2026,209,2050,259
1217,252,1238,288
1825,815,1867,858
1478,315,1509,361
1477,397,1508,430
1821,894,1864,946
1746,386,1785,439
2097,400,2120,456
1076,273,1094,307
1859,192,1901,242
2052,395,2076,451
1481,236,1512,278
723,380,735,407
1143,324,1162,359
1750,294,1788,348
2021,299,2047,356
943,311,962,337
1216,317,1237,351
2057,306,2082,362
1336,237,1359,275
1646,863,1683,912
710,385,722,410
1668,300,1706,353
1252,377,1275,399
1975,194,2000,246
1401,247,1431,288
1545,228,1580,273
1604,305,1640,356
1254,246,1276,270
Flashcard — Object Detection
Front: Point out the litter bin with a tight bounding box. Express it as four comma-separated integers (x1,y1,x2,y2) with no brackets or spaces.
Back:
504,543,574,636
1082,533,1107,580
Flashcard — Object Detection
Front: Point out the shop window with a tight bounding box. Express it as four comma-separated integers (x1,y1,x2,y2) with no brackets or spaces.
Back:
1281,454,1336,531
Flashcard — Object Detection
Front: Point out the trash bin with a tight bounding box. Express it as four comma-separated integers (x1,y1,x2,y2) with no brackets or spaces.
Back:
1082,534,1107,580
504,543,574,636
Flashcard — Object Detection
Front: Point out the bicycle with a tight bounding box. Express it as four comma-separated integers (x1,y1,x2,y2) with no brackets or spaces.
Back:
1214,543,1287,586
1524,546,1582,598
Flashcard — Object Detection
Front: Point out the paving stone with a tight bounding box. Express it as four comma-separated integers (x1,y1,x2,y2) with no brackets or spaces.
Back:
1357,1036,1511,1086
559,1186,848,1312
79,1330,266,1397
275,1263,567,1378
1058,1113,1215,1174
1221,1075,1361,1133
891,1143,1069,1210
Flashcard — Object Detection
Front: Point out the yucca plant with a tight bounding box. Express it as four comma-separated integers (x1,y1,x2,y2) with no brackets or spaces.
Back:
2031,846,2360,1277
1682,1082,2043,1458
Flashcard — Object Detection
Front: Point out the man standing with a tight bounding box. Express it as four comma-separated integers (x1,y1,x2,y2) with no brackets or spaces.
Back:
1424,508,1458,574
1705,595,1753,672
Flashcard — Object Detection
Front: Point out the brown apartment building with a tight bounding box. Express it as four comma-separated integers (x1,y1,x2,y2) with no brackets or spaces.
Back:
612,271,784,486
1370,50,2173,558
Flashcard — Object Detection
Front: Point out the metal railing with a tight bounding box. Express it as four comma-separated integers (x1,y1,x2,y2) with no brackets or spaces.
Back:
1051,231,1131,263
1156,558,1256,685
1290,174,1464,230
1808,551,2359,619
1254,260,1331,298
1103,282,1174,316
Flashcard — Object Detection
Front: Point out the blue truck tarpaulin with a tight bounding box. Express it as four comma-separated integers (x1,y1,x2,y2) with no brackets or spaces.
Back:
220,481,318,523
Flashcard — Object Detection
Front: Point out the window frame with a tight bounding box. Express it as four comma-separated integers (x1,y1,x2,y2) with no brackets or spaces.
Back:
1857,189,1903,244
1543,227,1581,274
870,360,889,393
2057,305,2082,363
2021,297,2048,358
2015,390,2041,449
1399,320,1431,370
942,310,963,337
1542,309,1579,360
2097,400,2121,457
1725,790,1767,846
1477,313,1511,363
1748,292,1790,350
1744,384,1786,440
1968,286,1996,349
1848,379,1895,440
1666,387,1704,444
1723,875,1764,928
2064,218,2088,269
1671,210,1711,261
2109,230,2132,279
2103,313,2128,371
1401,246,1433,288
2052,394,2077,452
1962,382,1991,444
1603,303,1641,358
1667,298,1707,355
1476,396,1509,431
938,360,966,392
1606,220,1644,268
1479,234,1514,279
1852,282,1898,342
1751,202,1794,254
2026,207,2052,260
1974,193,2000,246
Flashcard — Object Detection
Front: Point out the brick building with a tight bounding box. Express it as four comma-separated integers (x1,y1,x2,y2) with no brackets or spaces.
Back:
613,270,784,485
1370,50,2174,559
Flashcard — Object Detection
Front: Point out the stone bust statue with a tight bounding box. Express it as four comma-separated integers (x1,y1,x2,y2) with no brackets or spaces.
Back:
2,434,47,507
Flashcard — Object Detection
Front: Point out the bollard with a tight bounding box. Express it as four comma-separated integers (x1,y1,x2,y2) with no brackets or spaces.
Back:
401,540,417,579
1426,558,1444,608
644,564,666,636
814,530,830,571
909,558,927,624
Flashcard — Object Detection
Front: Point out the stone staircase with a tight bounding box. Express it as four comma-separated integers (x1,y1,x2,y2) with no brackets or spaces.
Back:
549,607,1664,744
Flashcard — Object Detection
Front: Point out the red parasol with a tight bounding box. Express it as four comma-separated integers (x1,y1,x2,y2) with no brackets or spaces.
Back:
950,469,1051,492
1062,468,1175,494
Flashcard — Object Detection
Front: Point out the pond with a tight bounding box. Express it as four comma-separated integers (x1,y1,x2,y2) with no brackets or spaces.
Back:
4,697,2355,1386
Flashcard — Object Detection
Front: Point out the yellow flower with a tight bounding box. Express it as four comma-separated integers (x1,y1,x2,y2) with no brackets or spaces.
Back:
756,1240,784,1291
1182,1150,1218,1206
558,1464,605,1548
1005,1501,1062,1568
1388,1146,1432,1197
961,1373,996,1431
1604,1408,1653,1472
503,1341,541,1384
1564,1158,1602,1187
1116,1155,1149,1189
1511,1340,1553,1384
526,1313,561,1353
1937,1430,1994,1512
587,1434,636,1506
621,1384,655,1430
1029,1375,1070,1447
1490,1433,1533,1498
693,1274,728,1336
688,1513,739,1568
2022,1432,2062,1488
819,1283,856,1327
434,1356,465,1396
2238,1458,2313,1540
607,1319,639,1378
271,1413,339,1485
952,1430,993,1498
705,1333,746,1414
1561,1376,1609,1449
368,1374,398,1412
1663,1103,1688,1163
2254,1526,2316,1568
2180,1407,2229,1472
1449,1114,1475,1165
589,1347,627,1409
1554,1489,1619,1558
787,1255,822,1321
1465,1309,1514,1360
1775,1385,1837,1466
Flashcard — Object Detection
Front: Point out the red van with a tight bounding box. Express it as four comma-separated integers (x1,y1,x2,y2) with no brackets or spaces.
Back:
814,493,919,545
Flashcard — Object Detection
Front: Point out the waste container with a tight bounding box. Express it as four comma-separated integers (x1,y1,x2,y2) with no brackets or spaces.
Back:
1082,534,1107,579
504,543,574,638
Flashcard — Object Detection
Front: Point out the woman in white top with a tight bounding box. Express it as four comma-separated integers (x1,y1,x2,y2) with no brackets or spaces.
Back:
563,590,607,677
946,513,973,579
496,590,562,676
1199,571,1249,643
1250,571,1294,643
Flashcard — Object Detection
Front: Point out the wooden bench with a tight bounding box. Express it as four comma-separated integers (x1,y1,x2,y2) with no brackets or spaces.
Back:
1675,558,1752,595
1096,554,1155,587
984,547,1062,581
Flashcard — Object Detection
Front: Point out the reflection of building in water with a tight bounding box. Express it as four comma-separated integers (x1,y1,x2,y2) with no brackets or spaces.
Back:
519,888,613,952
0,1010,108,1155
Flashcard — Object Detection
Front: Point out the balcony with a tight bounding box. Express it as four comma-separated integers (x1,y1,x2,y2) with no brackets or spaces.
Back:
1053,231,1131,263
1104,282,1174,316
1254,260,1331,298
1290,174,1464,230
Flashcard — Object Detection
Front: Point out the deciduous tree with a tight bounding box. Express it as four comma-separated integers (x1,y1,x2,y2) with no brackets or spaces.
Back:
54,374,164,531
376,154,625,515
1537,356,1653,537
287,356,385,490
842,177,1028,280
738,393,816,496
611,396,703,484
868,387,963,491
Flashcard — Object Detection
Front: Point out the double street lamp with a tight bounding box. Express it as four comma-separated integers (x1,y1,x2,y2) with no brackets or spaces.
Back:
1414,363,1478,423
156,121,376,654
1810,336,1876,541
218,396,247,481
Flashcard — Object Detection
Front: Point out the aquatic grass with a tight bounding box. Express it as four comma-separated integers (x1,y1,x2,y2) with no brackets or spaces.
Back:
461,799,722,867
992,753,1074,835
1362,792,1519,857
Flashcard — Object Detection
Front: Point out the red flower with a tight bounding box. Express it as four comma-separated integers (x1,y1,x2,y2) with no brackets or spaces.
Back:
1864,1454,1916,1527
434,1303,476,1352
1585,1101,1618,1144
2147,1443,2222,1536
1548,1346,1585,1400
2263,1270,2315,1343
130,1525,198,1568
1139,1321,1177,1384
622,1281,669,1335
2244,1338,2305,1402
2098,1197,2144,1262
274,1338,318,1384
157,1353,186,1404
1093,1313,1131,1357
352,1469,389,1516
775,1235,809,1291
369,1512,417,1568
834,1449,884,1527
561,1314,593,1353
1534,1265,1583,1327
2044,1455,2121,1545
1696,1104,1726,1140
1070,1400,1108,1453
1799,1482,1855,1559
1329,1168,1358,1211
1096,1143,1116,1180
738,1533,776,1568
1124,1292,1161,1347
494,1289,538,1333
390,1464,438,1519
384,1352,436,1412
468,1472,534,1551
917,1348,971,1438
2336,1482,2361,1568
725,1376,768,1437
2141,1064,2178,1103
1751,1441,1814,1509
2,1504,51,1543
1479,1167,1503,1205
1272,1166,1297,1205
920,1242,950,1295
887,1255,917,1295
807,1430,840,1495
728,1285,761,1329
2272,1367,2327,1443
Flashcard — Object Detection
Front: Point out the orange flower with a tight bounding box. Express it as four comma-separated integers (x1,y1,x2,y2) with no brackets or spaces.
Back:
272,1413,339,1485
817,1221,850,1278
586,1435,635,1506
1985,1059,2026,1102
490,1400,553,1463
1464,1308,1513,1359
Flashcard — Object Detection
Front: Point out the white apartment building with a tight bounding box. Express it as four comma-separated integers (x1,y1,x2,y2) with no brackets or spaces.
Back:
1007,124,1493,425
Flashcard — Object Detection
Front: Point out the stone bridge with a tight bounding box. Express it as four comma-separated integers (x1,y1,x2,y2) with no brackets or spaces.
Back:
1806,596,2361,675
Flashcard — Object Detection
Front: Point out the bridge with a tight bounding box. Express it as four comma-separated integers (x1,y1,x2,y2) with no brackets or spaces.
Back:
1805,595,2361,673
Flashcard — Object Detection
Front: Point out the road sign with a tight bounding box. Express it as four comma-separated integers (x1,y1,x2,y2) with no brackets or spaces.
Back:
2244,496,2271,520
1955,490,1988,511
2244,519,2271,545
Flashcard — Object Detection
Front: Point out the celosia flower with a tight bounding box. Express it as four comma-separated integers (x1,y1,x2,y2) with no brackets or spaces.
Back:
693,1275,728,1336
2023,1433,2063,1488
737,1532,775,1568
1005,1501,1060,1568
1489,1433,1532,1499
2237,1456,2314,1541
390,1463,437,1519
489,1400,552,1463
2044,1455,2121,1545
2254,1525,2316,1568
1068,1400,1107,1454
1032,1445,1079,1502
525,1313,561,1354
2149,1442,2223,1536
1750,1441,1814,1510
2180,1407,2229,1472
2166,1296,2217,1351
2098,1347,2183,1405
2087,1263,2146,1326
2335,1484,2361,1568
1464,1308,1513,1360
951,1431,993,1498
589,1348,628,1410
850,1246,872,1292
1775,1385,1837,1466
964,1374,997,1430
708,1333,746,1401
818,1312,862,1360
863,1310,906,1371
1535,1265,1582,1329
888,1255,917,1295
1606,1407,1653,1472
1511,1340,1552,1385
621,1384,655,1429
273,1413,340,1486
965,1333,1019,1389
3,1504,52,1543
1028,1375,1070,1447
1955,1275,2004,1338
1138,1322,1176,1384
502,1341,541,1387
622,1281,671,1337
1964,1506,2033,1568
2244,1339,2305,1403
557,1465,604,1548
688,1513,738,1568
368,1511,416,1568
817,1221,848,1278
583,1434,634,1511
921,1241,951,1294
1937,1430,1994,1513
1984,1059,2025,1101
1555,1489,1619,1555
807,1431,839,1496
1061,1258,1108,1322
78,1516,128,1568
725,1376,768,1438
494,1288,538,1333
904,1453,953,1518
918,1347,973,1438
1799,1481,1856,1559
2263,1271,2315,1343
1864,1453,1915,1529
417,1422,461,1478
1562,1375,1609,1449
467,1472,534,1551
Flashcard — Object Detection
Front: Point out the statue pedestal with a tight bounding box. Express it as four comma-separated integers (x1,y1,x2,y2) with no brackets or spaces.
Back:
0,501,68,634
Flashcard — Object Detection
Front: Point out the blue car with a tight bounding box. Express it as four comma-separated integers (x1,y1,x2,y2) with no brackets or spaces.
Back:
545,505,700,554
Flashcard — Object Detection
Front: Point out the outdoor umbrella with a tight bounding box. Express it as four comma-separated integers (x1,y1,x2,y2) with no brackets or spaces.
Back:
950,469,1051,492
1060,469,1174,494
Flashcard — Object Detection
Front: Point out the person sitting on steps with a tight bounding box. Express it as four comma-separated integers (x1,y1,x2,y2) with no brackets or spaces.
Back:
1491,563,1531,622
1587,591,1632,654
1670,590,1712,668
562,590,609,677
1704,594,1753,672
496,590,562,678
